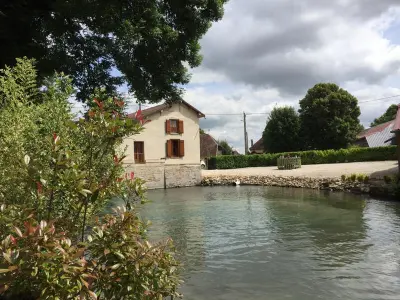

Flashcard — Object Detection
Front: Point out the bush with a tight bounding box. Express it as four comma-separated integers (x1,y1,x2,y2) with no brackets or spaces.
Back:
208,146,397,169
0,206,180,299
0,59,181,299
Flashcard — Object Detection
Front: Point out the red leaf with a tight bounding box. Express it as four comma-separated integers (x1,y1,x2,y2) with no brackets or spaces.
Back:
36,182,42,195
10,235,16,245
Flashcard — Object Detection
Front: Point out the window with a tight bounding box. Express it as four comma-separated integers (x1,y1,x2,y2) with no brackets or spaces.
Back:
166,119,184,134
170,119,178,133
166,139,185,158
172,139,180,157
134,141,145,163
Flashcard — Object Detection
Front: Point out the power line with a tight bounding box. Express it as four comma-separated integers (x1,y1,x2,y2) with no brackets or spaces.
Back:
359,94,400,103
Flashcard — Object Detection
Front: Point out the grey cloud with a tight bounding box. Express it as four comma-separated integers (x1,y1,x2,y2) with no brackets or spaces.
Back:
198,0,400,95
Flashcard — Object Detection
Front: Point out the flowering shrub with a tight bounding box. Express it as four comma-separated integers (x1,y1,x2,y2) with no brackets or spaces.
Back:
0,58,181,299
0,206,181,299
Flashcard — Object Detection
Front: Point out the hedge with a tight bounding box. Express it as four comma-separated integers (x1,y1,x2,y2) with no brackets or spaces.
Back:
207,146,397,170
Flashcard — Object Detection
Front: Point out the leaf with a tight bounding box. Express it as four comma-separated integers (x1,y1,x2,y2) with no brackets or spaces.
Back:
24,154,30,165
111,264,120,270
14,227,23,237
88,290,97,299
104,249,110,255
40,220,47,229
7,265,18,272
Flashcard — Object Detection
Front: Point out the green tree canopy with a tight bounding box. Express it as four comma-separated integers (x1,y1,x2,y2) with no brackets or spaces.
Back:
218,140,233,155
299,83,362,150
262,106,300,153
370,104,398,127
0,0,227,102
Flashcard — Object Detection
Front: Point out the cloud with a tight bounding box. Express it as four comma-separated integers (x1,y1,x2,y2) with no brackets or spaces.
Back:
197,0,400,95
180,0,400,152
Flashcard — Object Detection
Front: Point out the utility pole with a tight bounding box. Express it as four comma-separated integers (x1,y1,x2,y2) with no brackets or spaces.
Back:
243,112,248,154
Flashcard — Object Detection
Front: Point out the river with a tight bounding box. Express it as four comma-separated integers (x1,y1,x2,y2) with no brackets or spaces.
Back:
114,186,400,300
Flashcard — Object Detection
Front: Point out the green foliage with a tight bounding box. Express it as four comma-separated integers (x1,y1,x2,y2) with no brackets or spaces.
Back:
299,83,362,150
383,175,392,184
0,57,41,109
218,140,233,155
0,206,180,299
350,174,357,182
208,146,397,169
0,59,181,299
0,0,227,102
356,174,367,182
370,104,398,127
263,106,300,153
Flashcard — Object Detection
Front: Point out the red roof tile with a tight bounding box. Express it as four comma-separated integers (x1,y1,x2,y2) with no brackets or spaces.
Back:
392,104,400,132
358,120,395,138
126,100,205,119
200,134,219,158
250,137,264,152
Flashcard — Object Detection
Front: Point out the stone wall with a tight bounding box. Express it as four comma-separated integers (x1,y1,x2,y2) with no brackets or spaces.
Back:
201,175,396,198
124,163,201,189
165,165,201,188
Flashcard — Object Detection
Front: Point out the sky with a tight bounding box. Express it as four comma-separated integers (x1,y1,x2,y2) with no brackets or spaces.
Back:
73,0,400,154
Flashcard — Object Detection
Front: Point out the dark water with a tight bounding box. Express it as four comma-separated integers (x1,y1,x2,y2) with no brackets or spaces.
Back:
115,186,400,300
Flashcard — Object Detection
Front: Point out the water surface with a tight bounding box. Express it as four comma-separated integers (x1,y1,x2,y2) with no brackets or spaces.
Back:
124,186,400,300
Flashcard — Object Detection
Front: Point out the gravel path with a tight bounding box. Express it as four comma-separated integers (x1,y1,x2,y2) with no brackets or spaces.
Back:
202,161,398,178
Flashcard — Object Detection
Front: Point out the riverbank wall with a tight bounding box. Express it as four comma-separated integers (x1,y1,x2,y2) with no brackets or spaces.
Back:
201,175,398,199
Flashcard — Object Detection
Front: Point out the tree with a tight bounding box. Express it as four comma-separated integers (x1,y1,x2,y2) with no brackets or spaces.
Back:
218,140,233,155
200,128,206,134
262,106,300,153
299,83,362,150
370,104,398,127
0,58,180,299
0,0,227,102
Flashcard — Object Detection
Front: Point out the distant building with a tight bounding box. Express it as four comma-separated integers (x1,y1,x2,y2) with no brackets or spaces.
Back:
249,138,265,154
390,104,400,173
355,120,396,147
200,133,223,159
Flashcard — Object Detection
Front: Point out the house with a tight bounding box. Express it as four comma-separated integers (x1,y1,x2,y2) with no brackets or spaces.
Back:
249,138,265,154
390,104,400,173
122,100,205,189
355,120,396,147
200,133,222,159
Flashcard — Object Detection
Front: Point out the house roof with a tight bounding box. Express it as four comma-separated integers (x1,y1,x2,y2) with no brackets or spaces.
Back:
391,104,400,132
249,137,264,152
200,134,219,158
126,100,205,119
357,120,395,147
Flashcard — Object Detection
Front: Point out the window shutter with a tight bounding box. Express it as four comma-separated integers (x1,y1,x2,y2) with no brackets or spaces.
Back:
165,120,171,134
179,140,185,157
167,140,172,158
178,120,184,134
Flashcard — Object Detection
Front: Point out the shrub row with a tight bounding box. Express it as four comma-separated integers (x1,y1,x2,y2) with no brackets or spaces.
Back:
208,146,397,170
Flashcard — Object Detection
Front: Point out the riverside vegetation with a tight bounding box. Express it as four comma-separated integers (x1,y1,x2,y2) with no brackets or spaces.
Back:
208,146,397,170
0,58,180,299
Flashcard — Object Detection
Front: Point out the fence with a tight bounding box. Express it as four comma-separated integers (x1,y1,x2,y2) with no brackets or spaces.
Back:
277,156,301,170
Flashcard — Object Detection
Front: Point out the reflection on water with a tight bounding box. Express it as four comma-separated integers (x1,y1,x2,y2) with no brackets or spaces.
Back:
112,186,400,300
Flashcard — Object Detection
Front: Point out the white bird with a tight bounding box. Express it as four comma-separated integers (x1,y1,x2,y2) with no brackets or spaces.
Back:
235,179,241,186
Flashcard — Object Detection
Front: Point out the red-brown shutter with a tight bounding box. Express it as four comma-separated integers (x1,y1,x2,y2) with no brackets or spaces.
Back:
178,120,184,134
167,140,172,158
165,120,171,134
179,140,185,157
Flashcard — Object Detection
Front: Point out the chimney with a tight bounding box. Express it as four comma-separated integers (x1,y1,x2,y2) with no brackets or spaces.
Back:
251,139,254,147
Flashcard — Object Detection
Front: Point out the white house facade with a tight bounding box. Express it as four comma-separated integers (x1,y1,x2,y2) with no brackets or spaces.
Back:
122,100,205,189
